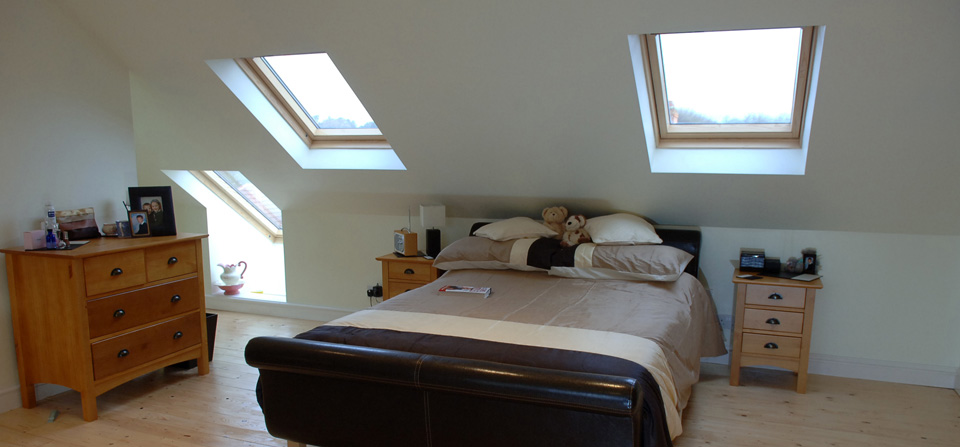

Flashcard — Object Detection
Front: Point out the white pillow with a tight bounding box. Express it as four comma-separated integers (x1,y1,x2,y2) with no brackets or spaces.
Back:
584,213,662,245
474,217,558,241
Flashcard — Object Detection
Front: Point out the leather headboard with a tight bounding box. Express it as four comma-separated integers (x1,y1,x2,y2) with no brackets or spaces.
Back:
468,222,701,277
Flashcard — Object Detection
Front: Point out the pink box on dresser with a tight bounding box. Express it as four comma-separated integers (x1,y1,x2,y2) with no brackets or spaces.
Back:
23,230,45,250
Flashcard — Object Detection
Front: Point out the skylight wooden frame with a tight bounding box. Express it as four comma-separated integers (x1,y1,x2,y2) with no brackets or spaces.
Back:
190,170,283,243
642,26,816,147
236,57,390,150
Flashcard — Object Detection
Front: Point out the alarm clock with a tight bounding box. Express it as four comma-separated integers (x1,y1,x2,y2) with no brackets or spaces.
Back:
739,248,765,272
394,229,418,256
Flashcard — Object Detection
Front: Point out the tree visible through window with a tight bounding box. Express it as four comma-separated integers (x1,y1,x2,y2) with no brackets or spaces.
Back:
261,54,378,131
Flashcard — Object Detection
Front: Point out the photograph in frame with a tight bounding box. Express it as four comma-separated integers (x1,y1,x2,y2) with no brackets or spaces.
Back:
129,211,150,237
128,186,177,236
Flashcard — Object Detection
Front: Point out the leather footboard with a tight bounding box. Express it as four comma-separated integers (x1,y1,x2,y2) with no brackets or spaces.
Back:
246,329,673,447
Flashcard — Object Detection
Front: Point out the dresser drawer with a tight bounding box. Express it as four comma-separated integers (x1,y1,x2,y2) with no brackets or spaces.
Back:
145,242,197,282
387,261,432,282
743,308,804,334
745,284,806,309
84,250,147,296
91,312,201,380
741,333,801,359
86,278,201,338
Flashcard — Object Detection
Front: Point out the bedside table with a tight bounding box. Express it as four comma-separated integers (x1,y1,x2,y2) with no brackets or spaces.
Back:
730,269,823,393
376,253,440,300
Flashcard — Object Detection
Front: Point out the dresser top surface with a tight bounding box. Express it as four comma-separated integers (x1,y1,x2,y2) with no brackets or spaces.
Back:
2,233,207,258
732,268,823,289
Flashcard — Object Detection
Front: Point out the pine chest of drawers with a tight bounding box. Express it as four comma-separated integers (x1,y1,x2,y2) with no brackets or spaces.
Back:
730,269,823,393
2,234,210,421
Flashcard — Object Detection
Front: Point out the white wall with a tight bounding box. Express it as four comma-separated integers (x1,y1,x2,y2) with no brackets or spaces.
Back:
0,0,136,412
42,0,959,388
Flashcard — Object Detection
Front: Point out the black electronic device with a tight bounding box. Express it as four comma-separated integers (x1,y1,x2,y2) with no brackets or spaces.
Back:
739,248,765,272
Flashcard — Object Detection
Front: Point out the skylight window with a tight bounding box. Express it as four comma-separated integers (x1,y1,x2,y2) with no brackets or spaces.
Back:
191,170,283,241
239,53,388,149
646,27,813,142
628,26,825,175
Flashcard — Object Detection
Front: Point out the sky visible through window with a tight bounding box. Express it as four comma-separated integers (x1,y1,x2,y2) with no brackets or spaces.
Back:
262,53,378,130
659,28,802,125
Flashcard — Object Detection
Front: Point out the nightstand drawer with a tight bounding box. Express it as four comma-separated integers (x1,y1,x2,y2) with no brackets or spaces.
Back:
86,277,201,339
387,261,432,282
84,250,147,296
741,333,801,358
743,308,804,334
387,280,427,299
745,284,805,308
91,312,201,380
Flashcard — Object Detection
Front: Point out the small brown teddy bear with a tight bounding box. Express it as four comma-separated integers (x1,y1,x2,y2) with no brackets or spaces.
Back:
541,206,568,239
561,214,591,248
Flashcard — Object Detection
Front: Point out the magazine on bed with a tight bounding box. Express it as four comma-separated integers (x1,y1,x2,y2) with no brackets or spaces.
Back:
438,285,492,298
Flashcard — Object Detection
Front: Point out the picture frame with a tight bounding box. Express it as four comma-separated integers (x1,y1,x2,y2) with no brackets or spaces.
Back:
128,211,150,237
128,186,177,236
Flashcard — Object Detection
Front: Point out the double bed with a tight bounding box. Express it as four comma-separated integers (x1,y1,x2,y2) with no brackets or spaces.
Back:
246,215,726,447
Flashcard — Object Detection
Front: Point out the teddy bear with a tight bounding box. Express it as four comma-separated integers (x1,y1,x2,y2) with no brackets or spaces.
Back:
561,214,591,248
541,206,568,239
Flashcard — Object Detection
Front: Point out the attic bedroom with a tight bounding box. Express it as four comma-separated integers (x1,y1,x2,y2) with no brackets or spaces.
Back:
0,0,957,445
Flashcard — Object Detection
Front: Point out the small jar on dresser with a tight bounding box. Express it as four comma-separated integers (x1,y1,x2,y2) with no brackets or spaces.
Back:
730,268,823,393
1,234,210,421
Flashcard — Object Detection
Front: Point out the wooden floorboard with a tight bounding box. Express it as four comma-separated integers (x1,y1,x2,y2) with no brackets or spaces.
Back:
0,310,957,446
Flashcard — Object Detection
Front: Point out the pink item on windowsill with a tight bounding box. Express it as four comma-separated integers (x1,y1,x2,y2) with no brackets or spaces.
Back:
218,283,244,295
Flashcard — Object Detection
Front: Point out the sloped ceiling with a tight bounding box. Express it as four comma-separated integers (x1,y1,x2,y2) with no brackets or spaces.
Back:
54,0,960,235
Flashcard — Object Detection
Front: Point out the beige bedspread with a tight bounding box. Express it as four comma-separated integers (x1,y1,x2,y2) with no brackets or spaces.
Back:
327,268,726,438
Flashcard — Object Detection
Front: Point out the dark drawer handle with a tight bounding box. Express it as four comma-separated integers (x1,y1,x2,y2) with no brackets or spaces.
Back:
173,331,183,340
765,318,781,325
110,268,123,276
170,294,182,303
117,349,130,358
167,256,178,265
763,342,779,350
404,268,415,275
768,293,783,300
113,309,126,318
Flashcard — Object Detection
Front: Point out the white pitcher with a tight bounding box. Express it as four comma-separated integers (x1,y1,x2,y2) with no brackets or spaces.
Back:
218,261,247,285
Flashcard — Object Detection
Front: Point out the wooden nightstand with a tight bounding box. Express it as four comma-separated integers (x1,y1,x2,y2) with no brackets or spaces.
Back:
376,253,440,300
730,268,823,393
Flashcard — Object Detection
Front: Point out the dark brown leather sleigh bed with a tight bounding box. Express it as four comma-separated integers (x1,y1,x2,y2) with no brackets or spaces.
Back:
246,217,725,447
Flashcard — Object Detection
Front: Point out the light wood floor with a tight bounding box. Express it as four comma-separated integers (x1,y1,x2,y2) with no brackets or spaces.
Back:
1,311,957,446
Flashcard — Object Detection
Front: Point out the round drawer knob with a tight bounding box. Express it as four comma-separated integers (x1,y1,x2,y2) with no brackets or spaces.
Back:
110,268,123,276
765,318,781,325
117,349,130,358
167,257,178,265
113,309,126,318
170,294,182,303
173,331,183,340
763,342,779,350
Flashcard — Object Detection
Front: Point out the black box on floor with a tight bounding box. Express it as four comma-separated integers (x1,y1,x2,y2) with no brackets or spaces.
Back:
174,312,217,369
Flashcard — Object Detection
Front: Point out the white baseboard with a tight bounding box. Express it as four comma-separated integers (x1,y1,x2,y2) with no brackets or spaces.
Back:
954,366,959,397
205,294,355,323
0,384,71,415
702,349,957,389
0,385,20,414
